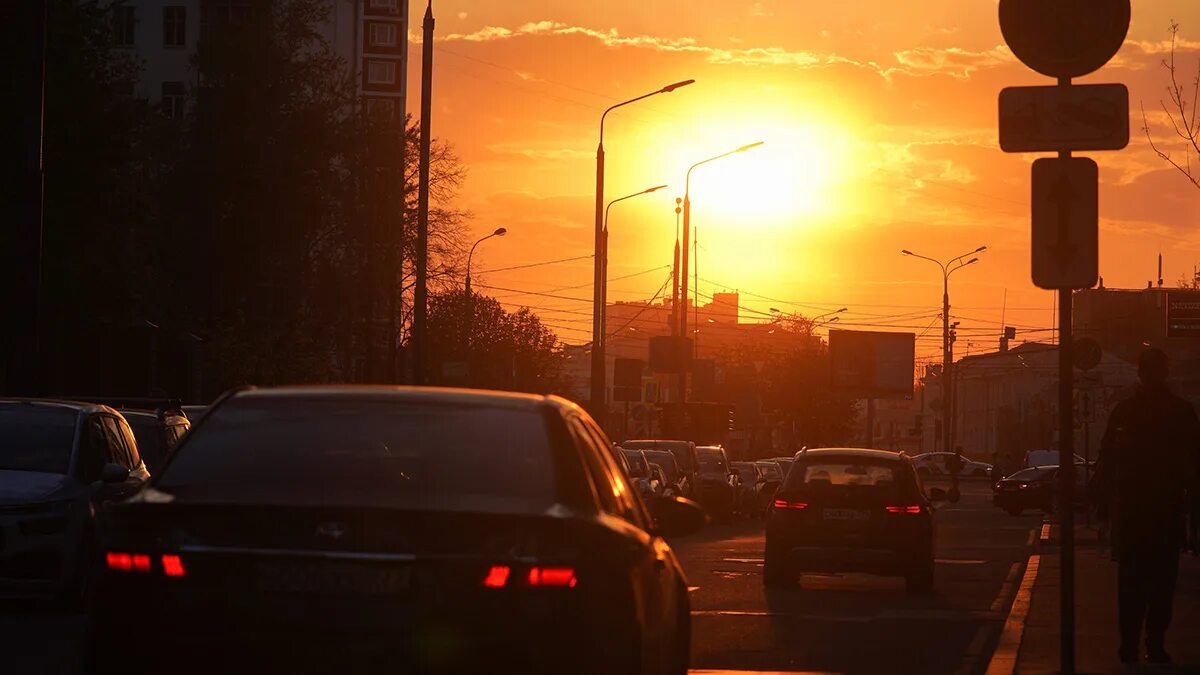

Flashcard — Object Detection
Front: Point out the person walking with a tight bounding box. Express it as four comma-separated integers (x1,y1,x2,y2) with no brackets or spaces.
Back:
1092,348,1200,665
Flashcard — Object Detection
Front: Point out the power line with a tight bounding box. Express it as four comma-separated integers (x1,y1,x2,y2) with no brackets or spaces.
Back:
476,254,593,275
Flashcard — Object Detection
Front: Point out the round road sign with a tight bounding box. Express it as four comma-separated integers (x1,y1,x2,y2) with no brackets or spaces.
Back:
1073,337,1102,371
999,0,1130,79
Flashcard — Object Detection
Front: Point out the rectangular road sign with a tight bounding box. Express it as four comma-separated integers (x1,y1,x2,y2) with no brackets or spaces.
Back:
1031,157,1098,290
1000,84,1129,153
829,330,915,399
1166,291,1200,338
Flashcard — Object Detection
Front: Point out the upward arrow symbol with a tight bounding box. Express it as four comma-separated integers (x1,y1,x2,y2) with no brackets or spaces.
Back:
1047,170,1076,267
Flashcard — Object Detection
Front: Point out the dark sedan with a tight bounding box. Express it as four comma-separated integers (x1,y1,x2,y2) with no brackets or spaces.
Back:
993,465,1088,516
91,387,705,674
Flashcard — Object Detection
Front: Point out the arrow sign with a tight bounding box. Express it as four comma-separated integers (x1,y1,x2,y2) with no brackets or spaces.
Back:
1000,84,1129,153
1031,157,1098,290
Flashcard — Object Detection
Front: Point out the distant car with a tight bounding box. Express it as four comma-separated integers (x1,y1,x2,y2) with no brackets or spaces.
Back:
992,465,1088,516
93,387,706,674
731,461,769,517
643,450,684,498
622,440,699,500
1022,449,1087,469
696,445,737,520
622,448,660,500
911,452,992,478
0,399,150,600
767,456,795,479
648,463,675,498
764,448,943,593
122,406,190,475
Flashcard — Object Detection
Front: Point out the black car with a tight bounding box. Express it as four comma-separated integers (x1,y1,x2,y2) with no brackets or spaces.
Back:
0,400,150,600
696,446,737,520
92,387,705,674
622,440,699,500
643,450,685,497
992,464,1088,516
122,406,190,475
763,448,943,593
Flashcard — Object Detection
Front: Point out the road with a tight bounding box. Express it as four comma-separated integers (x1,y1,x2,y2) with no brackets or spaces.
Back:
0,479,1036,675
676,478,1040,675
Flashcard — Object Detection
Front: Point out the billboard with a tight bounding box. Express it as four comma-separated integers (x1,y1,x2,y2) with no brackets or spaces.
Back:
1166,291,1200,339
829,330,916,399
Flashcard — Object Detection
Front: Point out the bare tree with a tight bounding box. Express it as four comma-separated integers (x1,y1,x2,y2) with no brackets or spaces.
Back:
1142,23,1200,189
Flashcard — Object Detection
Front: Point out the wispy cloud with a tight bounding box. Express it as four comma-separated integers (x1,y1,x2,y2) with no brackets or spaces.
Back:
892,45,1014,78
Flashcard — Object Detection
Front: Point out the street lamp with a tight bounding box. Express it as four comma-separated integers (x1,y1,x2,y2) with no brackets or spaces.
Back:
678,141,764,403
901,246,986,499
598,185,667,349
812,307,847,323
591,79,695,410
465,227,507,297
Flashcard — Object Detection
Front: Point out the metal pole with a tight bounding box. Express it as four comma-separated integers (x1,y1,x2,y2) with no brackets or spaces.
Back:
591,140,606,409
412,1,434,385
865,398,875,448
943,279,951,455
1056,76,1076,671
677,194,691,404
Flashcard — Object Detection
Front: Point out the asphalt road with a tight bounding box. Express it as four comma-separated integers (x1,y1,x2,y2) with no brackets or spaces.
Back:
676,478,1040,675
0,478,1037,675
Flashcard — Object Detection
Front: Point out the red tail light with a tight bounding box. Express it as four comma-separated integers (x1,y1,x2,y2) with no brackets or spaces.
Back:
132,554,152,572
529,567,577,587
773,499,808,510
106,552,132,572
482,565,510,588
885,505,923,514
161,554,187,577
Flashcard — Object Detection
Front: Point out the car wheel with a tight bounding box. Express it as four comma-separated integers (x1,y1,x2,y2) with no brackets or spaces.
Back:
1004,506,1024,516
906,561,935,594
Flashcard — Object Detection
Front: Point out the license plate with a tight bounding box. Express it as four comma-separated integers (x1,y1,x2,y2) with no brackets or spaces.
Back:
822,508,870,521
254,562,410,595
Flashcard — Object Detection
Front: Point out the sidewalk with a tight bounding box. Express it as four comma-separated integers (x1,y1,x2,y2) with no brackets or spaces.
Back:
1016,525,1200,674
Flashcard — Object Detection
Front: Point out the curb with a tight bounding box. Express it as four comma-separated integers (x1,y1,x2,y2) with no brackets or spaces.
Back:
984,554,1041,675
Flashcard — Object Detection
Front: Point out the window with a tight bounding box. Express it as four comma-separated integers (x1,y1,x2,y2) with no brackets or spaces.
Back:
365,97,396,120
568,418,620,514
116,417,143,469
575,417,646,527
0,406,78,474
369,22,397,47
366,60,396,85
163,6,186,47
100,416,133,469
369,0,398,9
112,5,136,47
161,81,185,119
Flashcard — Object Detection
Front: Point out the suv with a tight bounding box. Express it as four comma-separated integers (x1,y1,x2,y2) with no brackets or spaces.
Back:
696,446,737,520
764,448,943,593
123,406,190,475
0,399,150,599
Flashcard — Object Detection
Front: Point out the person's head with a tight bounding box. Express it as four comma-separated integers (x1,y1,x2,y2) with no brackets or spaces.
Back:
1138,348,1169,388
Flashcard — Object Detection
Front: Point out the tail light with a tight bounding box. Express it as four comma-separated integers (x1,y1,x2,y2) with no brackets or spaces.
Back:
482,565,577,589
885,505,923,514
106,551,186,578
772,499,808,510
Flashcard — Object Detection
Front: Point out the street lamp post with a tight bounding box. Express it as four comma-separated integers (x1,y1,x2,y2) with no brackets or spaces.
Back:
678,141,764,404
601,186,667,348
465,227,507,298
591,79,695,412
902,245,986,498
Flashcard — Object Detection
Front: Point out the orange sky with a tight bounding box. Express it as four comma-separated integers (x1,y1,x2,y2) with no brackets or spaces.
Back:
404,1,1200,364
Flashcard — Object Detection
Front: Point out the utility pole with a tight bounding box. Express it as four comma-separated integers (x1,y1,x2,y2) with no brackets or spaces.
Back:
412,1,434,384
942,281,951,454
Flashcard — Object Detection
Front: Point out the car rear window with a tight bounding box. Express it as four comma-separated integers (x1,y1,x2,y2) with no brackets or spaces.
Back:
756,463,782,480
643,451,679,482
0,405,77,474
623,441,695,472
698,452,727,475
784,457,912,499
622,450,648,478
156,396,560,510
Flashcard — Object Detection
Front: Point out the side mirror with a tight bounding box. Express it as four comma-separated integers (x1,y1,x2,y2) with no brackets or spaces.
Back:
648,496,709,538
99,462,130,484
929,487,948,502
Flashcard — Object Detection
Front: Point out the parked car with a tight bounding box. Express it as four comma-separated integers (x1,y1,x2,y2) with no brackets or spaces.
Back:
911,452,992,478
764,447,945,593
767,456,795,480
621,440,699,500
649,463,676,498
643,450,685,498
992,465,1089,516
92,387,706,674
731,461,769,517
0,399,150,601
1022,449,1087,469
695,446,737,520
122,406,190,475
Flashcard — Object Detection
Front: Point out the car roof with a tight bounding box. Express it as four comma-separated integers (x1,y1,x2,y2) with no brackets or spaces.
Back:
794,447,907,461
0,398,118,416
232,385,559,410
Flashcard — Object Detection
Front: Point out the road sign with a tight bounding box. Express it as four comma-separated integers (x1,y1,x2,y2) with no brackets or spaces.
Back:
999,84,1129,153
1031,157,1098,290
1166,291,1200,338
829,330,916,398
999,0,1130,79
1072,337,1102,371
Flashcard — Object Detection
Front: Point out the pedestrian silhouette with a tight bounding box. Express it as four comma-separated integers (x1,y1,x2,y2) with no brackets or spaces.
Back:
1092,348,1200,665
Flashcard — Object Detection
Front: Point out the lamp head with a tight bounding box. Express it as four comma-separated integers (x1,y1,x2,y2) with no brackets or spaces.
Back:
901,250,914,256
660,79,696,93
645,184,668,194
737,141,765,153
493,227,508,237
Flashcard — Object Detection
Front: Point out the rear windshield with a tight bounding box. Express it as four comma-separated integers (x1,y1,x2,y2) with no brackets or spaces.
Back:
784,458,911,499
0,405,76,474
756,463,782,480
643,451,679,482
734,466,757,482
698,452,727,475
1008,467,1055,481
622,450,649,478
156,396,559,510
622,441,695,471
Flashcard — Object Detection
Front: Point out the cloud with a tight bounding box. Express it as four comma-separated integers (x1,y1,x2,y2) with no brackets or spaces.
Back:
891,45,1014,78
483,143,593,161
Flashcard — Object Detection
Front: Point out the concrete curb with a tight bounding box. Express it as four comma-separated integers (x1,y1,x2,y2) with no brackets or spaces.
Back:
984,554,1042,675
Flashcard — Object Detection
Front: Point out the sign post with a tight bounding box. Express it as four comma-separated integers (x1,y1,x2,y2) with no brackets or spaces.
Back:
998,2,1130,673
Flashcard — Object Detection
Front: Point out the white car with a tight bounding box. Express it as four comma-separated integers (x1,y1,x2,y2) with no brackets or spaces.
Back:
911,452,992,478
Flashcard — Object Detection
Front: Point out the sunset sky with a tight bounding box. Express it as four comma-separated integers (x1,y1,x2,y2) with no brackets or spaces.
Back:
404,1,1200,363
